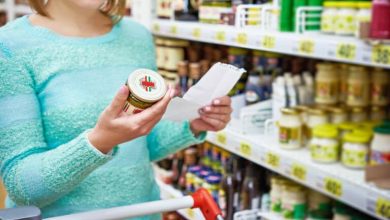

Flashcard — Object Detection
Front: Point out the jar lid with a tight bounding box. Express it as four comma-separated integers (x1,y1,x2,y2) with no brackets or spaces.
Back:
349,65,367,73
343,131,370,143
338,1,357,8
293,105,310,112
329,107,347,115
338,122,357,131
374,124,390,134
127,69,167,103
358,121,380,130
357,2,371,8
351,107,365,113
164,39,189,47
308,108,327,116
281,108,300,115
353,128,373,139
313,124,338,138
316,63,334,70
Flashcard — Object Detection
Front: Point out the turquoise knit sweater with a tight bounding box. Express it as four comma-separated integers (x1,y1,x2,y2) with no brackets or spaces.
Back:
0,16,205,219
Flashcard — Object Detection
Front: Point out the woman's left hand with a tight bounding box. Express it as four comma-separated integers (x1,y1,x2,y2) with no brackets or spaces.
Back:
190,96,232,135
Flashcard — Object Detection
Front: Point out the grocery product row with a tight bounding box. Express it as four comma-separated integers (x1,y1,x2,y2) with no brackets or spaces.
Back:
157,0,390,40
155,142,375,220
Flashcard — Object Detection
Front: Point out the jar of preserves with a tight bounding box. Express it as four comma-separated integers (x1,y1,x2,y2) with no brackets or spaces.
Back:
321,1,339,33
350,107,367,123
307,108,329,140
371,124,390,165
279,108,303,150
329,107,348,124
339,64,350,102
346,66,370,107
341,131,370,169
310,124,339,163
315,63,339,104
371,68,389,106
164,39,189,71
124,69,167,115
335,2,357,36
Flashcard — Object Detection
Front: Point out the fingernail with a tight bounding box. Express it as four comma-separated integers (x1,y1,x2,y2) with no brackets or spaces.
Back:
214,99,221,105
120,86,128,95
205,106,211,112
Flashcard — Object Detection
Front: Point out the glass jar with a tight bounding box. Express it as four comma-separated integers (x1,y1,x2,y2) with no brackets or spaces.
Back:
315,63,339,104
321,1,339,33
279,108,303,150
307,108,329,140
310,124,339,163
370,124,390,165
339,64,350,103
271,177,288,213
155,38,166,71
370,106,387,122
346,66,370,107
124,69,167,115
164,40,189,71
335,2,358,36
281,184,307,220
329,107,348,124
308,190,332,213
350,107,367,123
338,122,357,139
341,131,370,169
371,68,390,106
355,2,372,37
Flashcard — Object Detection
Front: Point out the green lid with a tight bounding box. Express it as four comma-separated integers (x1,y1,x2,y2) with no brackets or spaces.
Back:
313,124,338,138
338,1,357,7
357,1,371,8
343,131,370,143
374,124,390,134
338,122,357,131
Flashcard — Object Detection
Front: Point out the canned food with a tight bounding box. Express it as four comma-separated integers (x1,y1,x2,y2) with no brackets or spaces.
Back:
123,69,167,115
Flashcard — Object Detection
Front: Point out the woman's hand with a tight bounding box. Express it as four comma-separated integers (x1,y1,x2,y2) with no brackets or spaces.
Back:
88,85,175,154
190,96,232,136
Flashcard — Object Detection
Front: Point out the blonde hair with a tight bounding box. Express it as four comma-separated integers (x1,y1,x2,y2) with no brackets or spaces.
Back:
28,0,126,23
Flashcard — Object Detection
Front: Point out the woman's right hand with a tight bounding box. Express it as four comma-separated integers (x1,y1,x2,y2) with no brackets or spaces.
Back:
88,85,175,154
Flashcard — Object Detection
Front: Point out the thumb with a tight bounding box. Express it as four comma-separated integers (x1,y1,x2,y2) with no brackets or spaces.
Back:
106,85,129,117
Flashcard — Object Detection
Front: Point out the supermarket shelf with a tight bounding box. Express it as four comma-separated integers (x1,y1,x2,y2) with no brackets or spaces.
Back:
207,129,390,220
14,4,31,15
152,19,390,69
156,179,205,220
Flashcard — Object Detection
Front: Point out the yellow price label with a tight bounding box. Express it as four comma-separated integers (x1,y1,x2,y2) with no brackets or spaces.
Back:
376,197,390,218
216,132,227,146
324,177,342,197
239,142,252,157
265,152,280,168
187,209,195,218
215,31,226,42
170,25,177,35
291,163,307,181
261,35,276,49
192,28,201,39
236,33,248,45
336,43,356,60
372,45,390,65
153,23,160,32
298,39,315,55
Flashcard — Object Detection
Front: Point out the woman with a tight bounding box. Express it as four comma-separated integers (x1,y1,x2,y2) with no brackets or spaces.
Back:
0,0,232,218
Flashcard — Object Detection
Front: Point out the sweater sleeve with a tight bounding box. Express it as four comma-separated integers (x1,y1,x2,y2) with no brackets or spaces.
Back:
0,49,114,208
147,120,206,162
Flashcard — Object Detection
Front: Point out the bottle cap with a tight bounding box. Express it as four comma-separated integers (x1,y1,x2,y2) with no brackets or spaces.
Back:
127,69,167,103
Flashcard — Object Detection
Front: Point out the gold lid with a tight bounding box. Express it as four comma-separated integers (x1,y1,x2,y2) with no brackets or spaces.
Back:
349,65,367,73
316,63,334,70
293,105,310,112
308,108,327,115
351,107,365,113
281,108,300,115
329,107,347,115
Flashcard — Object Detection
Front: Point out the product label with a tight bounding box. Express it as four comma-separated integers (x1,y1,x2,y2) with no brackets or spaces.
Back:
310,143,338,162
123,101,144,115
324,177,343,197
372,84,389,104
370,150,390,165
279,126,302,146
341,148,368,168
139,75,157,92
347,82,369,104
192,27,201,39
315,81,338,103
298,39,315,55
170,25,177,35
335,14,356,34
266,152,280,169
321,15,334,32
215,31,226,42
153,23,160,32
336,43,356,60
239,142,252,157
376,197,390,219
216,132,227,145
262,35,276,49
291,163,307,182
372,45,390,65
236,33,248,45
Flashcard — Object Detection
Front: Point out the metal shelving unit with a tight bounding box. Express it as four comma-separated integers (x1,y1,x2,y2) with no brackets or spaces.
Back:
206,129,390,220
152,19,390,69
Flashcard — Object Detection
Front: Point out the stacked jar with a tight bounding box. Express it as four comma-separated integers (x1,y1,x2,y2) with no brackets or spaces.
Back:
315,63,338,105
281,184,307,220
341,131,371,169
278,108,304,150
370,123,390,165
310,124,339,163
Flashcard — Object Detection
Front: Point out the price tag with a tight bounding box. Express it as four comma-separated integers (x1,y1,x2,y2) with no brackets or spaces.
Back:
239,142,252,157
170,25,177,35
236,33,248,45
336,43,356,60
376,197,390,218
298,39,315,55
372,45,390,65
192,28,201,39
261,35,276,49
153,23,160,32
215,31,226,42
266,152,280,168
216,132,227,146
187,209,195,218
291,163,307,181
324,177,342,197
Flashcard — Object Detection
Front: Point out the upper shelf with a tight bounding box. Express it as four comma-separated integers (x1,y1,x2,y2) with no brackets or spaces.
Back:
152,19,390,69
206,129,390,220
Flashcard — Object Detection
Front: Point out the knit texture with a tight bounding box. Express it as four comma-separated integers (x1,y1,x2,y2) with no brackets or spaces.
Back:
0,16,205,219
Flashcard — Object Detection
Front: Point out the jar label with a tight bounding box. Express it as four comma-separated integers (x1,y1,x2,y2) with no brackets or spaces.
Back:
372,83,389,105
335,14,356,34
271,199,282,213
315,81,338,103
342,148,368,168
123,101,144,115
279,127,302,146
321,15,334,32
370,150,390,165
310,143,338,162
282,203,307,220
347,82,369,105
